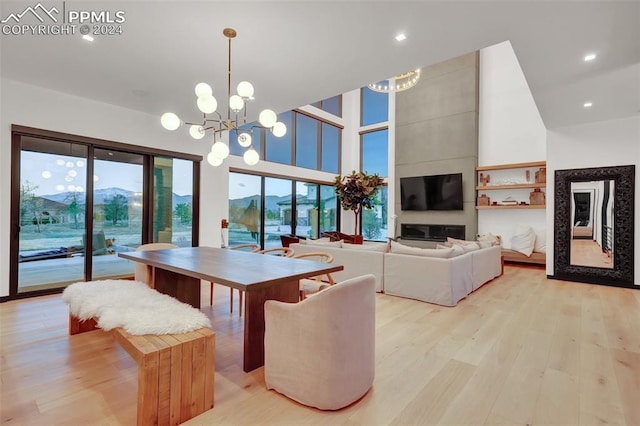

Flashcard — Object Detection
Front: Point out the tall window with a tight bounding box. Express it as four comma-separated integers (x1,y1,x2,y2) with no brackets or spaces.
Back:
264,177,292,248
360,85,389,242
231,109,341,173
361,185,388,242
228,173,262,247
313,95,342,117
153,158,194,247
228,172,338,247
361,129,388,177
321,123,339,173
295,114,318,170
265,112,292,165
361,87,388,126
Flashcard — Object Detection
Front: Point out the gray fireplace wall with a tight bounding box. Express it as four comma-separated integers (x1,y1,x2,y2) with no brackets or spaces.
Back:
395,51,479,245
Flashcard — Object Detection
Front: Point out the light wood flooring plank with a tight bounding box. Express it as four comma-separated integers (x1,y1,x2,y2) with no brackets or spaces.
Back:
1,266,639,426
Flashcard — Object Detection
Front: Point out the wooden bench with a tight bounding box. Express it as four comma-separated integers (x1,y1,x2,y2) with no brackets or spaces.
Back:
501,248,546,265
70,316,214,425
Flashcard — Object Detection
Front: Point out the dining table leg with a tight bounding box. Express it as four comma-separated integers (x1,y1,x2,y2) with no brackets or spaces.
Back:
243,278,299,372
153,267,201,309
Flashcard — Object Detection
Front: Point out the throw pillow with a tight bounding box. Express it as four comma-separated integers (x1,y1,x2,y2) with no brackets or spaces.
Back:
477,241,493,249
510,226,536,257
477,232,501,246
450,244,465,257
533,228,546,253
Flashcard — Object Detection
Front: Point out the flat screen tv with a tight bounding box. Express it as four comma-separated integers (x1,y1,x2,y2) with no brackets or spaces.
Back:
400,173,463,211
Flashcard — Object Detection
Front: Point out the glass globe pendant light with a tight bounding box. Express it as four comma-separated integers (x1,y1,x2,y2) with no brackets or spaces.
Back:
159,28,287,167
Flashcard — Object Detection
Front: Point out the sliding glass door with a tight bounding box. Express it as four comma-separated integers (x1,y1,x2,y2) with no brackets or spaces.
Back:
17,139,88,293
265,177,292,248
10,127,201,299
91,149,144,280
153,158,194,247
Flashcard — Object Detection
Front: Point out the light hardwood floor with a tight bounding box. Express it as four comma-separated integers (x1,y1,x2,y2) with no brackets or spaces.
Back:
1,265,638,425
570,239,613,269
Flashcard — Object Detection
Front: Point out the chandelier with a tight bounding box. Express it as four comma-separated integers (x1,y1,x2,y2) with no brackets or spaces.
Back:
368,69,421,93
160,28,286,166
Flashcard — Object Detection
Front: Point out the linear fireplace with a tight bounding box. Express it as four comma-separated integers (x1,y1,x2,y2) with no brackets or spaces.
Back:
400,224,466,242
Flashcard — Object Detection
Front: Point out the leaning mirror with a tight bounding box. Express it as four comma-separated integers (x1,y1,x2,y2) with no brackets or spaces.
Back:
554,165,634,287
570,181,614,269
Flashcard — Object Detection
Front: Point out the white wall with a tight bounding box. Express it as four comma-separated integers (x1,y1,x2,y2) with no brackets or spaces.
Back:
0,78,341,297
477,41,547,247
546,115,640,285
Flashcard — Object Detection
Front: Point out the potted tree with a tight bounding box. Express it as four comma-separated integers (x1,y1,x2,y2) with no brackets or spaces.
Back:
334,171,384,244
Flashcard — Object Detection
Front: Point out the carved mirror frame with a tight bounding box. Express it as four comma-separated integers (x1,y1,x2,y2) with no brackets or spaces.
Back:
554,165,635,287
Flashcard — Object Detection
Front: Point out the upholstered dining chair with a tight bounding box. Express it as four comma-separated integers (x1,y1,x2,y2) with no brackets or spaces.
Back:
134,243,179,287
264,274,376,410
293,252,335,300
209,243,260,314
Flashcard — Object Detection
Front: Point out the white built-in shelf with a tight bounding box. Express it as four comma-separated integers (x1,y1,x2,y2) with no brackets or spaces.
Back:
476,161,547,210
476,205,545,210
476,161,546,172
476,182,546,191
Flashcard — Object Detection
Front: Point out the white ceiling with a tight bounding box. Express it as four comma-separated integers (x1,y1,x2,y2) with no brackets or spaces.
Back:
1,1,638,130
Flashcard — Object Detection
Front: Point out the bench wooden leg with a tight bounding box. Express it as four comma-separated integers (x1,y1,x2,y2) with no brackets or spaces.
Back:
69,314,98,335
113,328,215,426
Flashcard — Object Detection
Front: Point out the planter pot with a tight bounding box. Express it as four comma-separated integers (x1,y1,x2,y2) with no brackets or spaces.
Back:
350,235,364,245
221,228,229,248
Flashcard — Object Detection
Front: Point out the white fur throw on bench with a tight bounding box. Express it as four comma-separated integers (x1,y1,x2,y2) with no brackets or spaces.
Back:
62,280,211,335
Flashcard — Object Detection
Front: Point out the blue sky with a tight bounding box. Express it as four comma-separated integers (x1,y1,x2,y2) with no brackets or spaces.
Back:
22,151,193,196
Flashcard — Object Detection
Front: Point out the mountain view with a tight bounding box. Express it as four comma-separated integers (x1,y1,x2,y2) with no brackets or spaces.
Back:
40,188,192,209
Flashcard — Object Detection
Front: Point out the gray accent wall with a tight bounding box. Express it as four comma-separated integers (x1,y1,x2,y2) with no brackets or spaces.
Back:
395,51,479,244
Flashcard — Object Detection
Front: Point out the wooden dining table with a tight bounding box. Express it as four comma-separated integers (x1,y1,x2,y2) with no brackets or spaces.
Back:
119,246,343,372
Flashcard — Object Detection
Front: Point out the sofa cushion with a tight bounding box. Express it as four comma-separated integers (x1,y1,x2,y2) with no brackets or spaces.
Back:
457,242,480,253
300,239,343,248
343,242,389,252
438,243,464,257
391,241,455,258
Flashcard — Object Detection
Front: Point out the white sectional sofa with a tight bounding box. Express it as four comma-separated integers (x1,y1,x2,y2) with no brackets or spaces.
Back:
384,245,502,306
289,240,502,305
289,242,386,292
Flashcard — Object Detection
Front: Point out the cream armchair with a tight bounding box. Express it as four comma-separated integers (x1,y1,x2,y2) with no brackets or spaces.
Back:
264,274,376,410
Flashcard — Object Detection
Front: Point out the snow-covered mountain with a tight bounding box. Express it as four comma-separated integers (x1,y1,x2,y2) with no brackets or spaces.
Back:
40,188,192,209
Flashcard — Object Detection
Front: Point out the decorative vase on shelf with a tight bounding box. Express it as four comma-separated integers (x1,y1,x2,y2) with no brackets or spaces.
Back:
530,188,545,205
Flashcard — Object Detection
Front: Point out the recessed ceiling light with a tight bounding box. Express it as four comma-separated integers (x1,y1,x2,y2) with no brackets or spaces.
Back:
82,35,94,42
395,34,407,42
584,53,596,61
583,102,593,108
